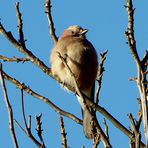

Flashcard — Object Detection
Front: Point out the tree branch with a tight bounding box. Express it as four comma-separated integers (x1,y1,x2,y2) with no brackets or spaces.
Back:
45,0,58,45
95,50,108,104
0,22,76,92
125,0,148,146
2,68,145,147
0,64,18,148
35,114,45,147
0,55,29,63
57,52,112,148
20,89,45,147
15,2,26,47
59,115,68,148
128,113,141,148
2,70,82,125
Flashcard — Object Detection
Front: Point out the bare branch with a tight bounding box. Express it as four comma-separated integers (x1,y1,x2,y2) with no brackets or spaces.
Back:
0,22,76,92
0,64,18,148
2,70,82,125
0,23,51,75
59,115,68,148
95,50,108,104
103,118,110,141
14,119,26,134
136,99,142,130
92,136,100,148
15,116,43,147
0,55,29,63
2,68,145,147
21,89,28,129
35,114,46,147
15,2,26,47
20,89,44,147
45,0,58,45
128,113,141,148
142,50,148,68
125,0,148,145
57,52,112,148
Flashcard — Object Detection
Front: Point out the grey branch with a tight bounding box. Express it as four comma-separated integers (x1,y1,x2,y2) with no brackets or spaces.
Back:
45,0,58,45
59,115,68,148
125,0,148,146
57,52,112,148
0,55,29,63
0,64,18,148
2,69,82,125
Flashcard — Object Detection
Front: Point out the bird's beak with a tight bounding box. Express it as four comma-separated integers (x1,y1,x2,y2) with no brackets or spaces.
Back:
81,29,88,35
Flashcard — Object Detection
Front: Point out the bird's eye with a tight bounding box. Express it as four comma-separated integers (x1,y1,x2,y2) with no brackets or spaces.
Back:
71,31,75,34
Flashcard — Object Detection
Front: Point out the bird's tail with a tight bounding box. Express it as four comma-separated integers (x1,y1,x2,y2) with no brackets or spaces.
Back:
76,85,97,139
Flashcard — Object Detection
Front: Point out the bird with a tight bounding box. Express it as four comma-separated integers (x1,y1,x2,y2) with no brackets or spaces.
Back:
50,25,98,139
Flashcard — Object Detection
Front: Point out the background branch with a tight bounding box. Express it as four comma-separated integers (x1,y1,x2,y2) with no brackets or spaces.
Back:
0,55,29,63
20,89,45,147
128,113,141,148
0,64,18,148
35,114,45,147
2,67,145,147
95,50,108,104
45,0,58,45
59,115,68,148
2,70,82,125
125,0,148,146
57,52,112,148
15,2,26,47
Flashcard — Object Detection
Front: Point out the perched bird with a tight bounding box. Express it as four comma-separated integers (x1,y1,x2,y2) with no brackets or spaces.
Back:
50,25,98,138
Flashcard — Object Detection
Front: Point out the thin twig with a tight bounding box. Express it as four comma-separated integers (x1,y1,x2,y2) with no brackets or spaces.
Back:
92,136,100,148
136,99,142,130
2,70,82,125
95,50,108,104
0,64,18,148
103,118,110,141
15,2,26,47
45,0,58,45
35,114,45,147
21,89,28,129
128,113,141,148
14,119,26,133
125,0,148,146
20,89,44,147
2,69,145,147
0,22,75,92
0,55,29,63
15,117,43,147
57,52,112,148
59,115,68,148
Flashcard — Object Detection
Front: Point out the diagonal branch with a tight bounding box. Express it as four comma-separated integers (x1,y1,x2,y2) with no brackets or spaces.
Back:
2,70,82,125
0,64,18,148
45,0,58,45
2,68,145,147
57,52,112,148
0,23,75,92
0,55,29,63
0,23,51,76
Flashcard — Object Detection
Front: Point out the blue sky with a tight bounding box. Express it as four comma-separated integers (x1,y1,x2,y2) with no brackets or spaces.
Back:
0,0,148,147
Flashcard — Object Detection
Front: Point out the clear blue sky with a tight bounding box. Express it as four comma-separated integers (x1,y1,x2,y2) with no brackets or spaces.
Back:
0,0,148,147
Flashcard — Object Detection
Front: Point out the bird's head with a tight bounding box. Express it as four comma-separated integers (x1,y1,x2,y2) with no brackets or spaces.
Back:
60,25,88,39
